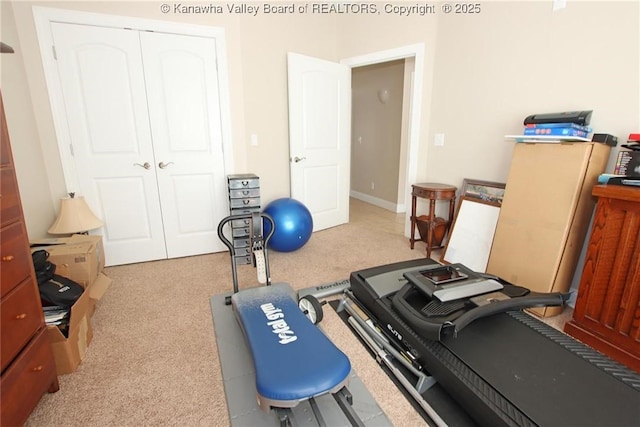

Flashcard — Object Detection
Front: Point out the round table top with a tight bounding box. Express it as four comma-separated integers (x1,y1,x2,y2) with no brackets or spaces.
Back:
412,182,457,191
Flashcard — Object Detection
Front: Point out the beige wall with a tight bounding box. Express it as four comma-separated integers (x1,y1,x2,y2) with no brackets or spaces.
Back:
426,1,639,189
237,12,339,200
339,1,638,218
351,60,404,207
2,1,639,240
1,1,56,238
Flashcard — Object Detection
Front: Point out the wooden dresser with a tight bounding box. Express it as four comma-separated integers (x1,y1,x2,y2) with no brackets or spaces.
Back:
564,184,640,372
0,93,59,425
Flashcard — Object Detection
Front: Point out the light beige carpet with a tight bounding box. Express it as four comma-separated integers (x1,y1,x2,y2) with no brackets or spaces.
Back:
26,218,433,426
25,202,572,426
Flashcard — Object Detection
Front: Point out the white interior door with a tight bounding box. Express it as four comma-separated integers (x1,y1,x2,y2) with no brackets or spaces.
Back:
287,52,350,231
50,22,228,265
51,23,167,265
140,32,227,258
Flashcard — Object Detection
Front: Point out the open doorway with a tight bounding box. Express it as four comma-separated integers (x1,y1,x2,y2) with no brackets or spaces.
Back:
342,44,425,237
350,59,410,214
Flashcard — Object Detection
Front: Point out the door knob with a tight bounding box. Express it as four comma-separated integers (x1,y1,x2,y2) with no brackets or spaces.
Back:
293,156,306,163
134,162,151,170
158,161,175,169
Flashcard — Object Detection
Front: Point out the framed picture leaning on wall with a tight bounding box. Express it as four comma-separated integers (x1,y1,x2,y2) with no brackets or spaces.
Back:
459,179,506,206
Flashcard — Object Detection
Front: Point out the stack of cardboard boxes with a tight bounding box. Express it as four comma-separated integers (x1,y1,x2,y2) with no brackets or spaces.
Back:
31,234,112,374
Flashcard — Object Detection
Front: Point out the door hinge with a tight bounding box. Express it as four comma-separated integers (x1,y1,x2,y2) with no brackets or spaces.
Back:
69,144,74,156
52,45,57,60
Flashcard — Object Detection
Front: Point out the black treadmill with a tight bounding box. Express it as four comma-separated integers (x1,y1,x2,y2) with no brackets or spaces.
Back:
349,258,640,427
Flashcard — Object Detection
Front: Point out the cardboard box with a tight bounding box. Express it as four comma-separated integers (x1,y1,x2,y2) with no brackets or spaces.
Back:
86,272,112,317
47,287,93,375
32,235,111,316
50,269,111,317
487,142,610,317
32,235,105,288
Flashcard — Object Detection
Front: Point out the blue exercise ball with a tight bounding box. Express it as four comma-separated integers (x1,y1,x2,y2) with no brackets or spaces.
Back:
263,198,313,252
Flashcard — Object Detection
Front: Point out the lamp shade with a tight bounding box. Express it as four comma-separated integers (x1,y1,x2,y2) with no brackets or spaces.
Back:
48,195,103,234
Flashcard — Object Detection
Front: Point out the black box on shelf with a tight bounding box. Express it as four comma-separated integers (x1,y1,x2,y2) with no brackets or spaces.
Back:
614,151,640,177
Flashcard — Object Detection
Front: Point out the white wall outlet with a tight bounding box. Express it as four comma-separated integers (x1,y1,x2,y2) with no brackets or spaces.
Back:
434,133,445,146
250,133,258,146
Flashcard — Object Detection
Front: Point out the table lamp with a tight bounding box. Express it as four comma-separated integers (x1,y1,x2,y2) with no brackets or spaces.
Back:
48,193,103,235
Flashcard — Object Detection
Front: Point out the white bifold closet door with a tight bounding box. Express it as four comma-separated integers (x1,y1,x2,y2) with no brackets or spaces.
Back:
50,23,228,266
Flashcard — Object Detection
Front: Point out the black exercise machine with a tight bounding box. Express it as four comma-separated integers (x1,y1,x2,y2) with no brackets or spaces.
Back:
343,258,640,427
216,213,366,426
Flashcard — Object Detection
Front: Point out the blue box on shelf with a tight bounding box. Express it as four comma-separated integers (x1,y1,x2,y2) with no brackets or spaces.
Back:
523,127,590,138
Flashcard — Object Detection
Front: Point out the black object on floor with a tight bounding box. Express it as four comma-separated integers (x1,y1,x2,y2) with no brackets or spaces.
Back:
347,258,640,427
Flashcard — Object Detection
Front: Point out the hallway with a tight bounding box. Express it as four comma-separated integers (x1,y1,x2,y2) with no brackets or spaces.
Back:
349,198,405,235
348,198,441,259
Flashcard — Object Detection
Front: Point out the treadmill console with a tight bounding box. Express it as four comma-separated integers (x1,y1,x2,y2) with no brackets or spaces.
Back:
403,264,503,302
349,258,569,342
410,265,468,285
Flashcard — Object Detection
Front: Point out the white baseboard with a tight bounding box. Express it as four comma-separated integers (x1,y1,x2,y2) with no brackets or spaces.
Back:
350,190,405,213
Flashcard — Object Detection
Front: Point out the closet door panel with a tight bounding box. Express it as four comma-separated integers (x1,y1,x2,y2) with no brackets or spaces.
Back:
140,32,227,258
170,174,216,234
95,177,156,241
51,23,167,265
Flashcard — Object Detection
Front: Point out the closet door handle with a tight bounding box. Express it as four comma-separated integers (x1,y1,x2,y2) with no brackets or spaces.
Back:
158,161,174,169
134,162,151,170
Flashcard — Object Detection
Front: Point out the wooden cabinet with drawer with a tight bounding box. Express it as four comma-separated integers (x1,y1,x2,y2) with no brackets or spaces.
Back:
0,92,59,425
564,184,640,372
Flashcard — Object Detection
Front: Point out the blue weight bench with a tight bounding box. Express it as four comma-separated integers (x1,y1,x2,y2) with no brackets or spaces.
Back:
217,213,365,426
231,283,361,424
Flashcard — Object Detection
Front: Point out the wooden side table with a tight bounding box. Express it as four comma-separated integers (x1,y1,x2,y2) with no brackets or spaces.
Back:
410,183,457,258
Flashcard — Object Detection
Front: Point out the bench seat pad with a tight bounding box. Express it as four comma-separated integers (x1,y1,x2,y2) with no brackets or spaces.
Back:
231,283,351,406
